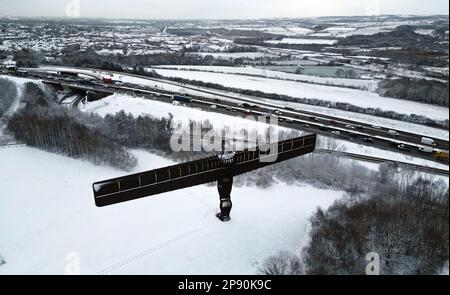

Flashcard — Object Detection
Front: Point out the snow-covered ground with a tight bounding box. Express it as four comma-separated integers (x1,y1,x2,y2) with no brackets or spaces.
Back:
152,65,378,90
152,69,449,121
0,146,343,275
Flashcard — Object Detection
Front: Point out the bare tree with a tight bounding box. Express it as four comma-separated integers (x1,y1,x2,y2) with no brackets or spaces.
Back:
258,251,304,275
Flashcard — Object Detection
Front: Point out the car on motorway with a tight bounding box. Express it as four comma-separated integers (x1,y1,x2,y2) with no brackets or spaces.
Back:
310,116,320,122
173,95,192,104
356,125,365,131
210,104,218,109
363,137,375,143
388,130,400,137
419,146,434,154
397,144,412,152
371,125,382,130
331,131,341,136
302,124,311,128
434,150,449,162
286,118,294,124
273,109,283,115
345,124,356,130
329,120,337,125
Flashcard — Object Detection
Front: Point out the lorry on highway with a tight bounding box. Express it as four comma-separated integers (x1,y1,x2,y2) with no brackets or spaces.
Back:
102,77,113,84
421,137,437,147
433,150,449,162
172,95,192,104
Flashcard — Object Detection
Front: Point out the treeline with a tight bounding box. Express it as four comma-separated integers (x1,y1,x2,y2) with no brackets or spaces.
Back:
13,49,45,68
258,164,449,275
100,110,173,152
0,78,18,117
161,76,449,130
304,174,449,275
53,50,239,69
12,49,243,72
338,26,449,67
379,78,449,107
7,83,137,171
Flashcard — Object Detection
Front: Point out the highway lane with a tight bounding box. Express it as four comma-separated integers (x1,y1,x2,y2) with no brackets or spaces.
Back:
316,149,449,177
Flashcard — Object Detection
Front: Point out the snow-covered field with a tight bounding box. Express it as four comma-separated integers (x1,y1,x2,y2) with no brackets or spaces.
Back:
152,65,378,90
0,146,343,275
152,69,449,121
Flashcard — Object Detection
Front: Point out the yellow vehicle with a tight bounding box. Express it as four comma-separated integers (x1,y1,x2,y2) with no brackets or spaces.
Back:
7,66,17,75
433,150,449,162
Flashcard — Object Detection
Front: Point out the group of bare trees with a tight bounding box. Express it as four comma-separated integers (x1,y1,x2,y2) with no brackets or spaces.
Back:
304,173,448,275
258,172,448,275
0,78,18,117
7,82,137,171
379,78,449,107
100,110,173,153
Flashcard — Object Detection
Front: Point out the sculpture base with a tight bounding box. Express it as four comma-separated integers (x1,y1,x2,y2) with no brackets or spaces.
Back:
216,212,231,222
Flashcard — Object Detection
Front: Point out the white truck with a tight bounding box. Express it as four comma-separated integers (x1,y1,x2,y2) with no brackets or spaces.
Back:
421,137,437,146
419,146,434,153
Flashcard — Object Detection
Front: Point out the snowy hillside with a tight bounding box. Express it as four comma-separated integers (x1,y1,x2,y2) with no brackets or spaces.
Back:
0,146,343,275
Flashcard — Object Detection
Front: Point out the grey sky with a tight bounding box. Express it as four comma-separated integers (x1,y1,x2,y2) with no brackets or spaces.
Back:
0,0,448,19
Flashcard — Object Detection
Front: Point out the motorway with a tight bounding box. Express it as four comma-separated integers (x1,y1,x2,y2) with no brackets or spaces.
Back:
36,65,449,150
4,68,449,167
316,150,449,176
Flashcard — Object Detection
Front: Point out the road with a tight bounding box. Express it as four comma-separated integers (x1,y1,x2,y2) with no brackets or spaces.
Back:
316,149,449,176
4,67,449,166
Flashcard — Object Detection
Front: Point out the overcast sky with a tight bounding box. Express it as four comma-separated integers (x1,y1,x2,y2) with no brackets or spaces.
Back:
0,0,448,19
